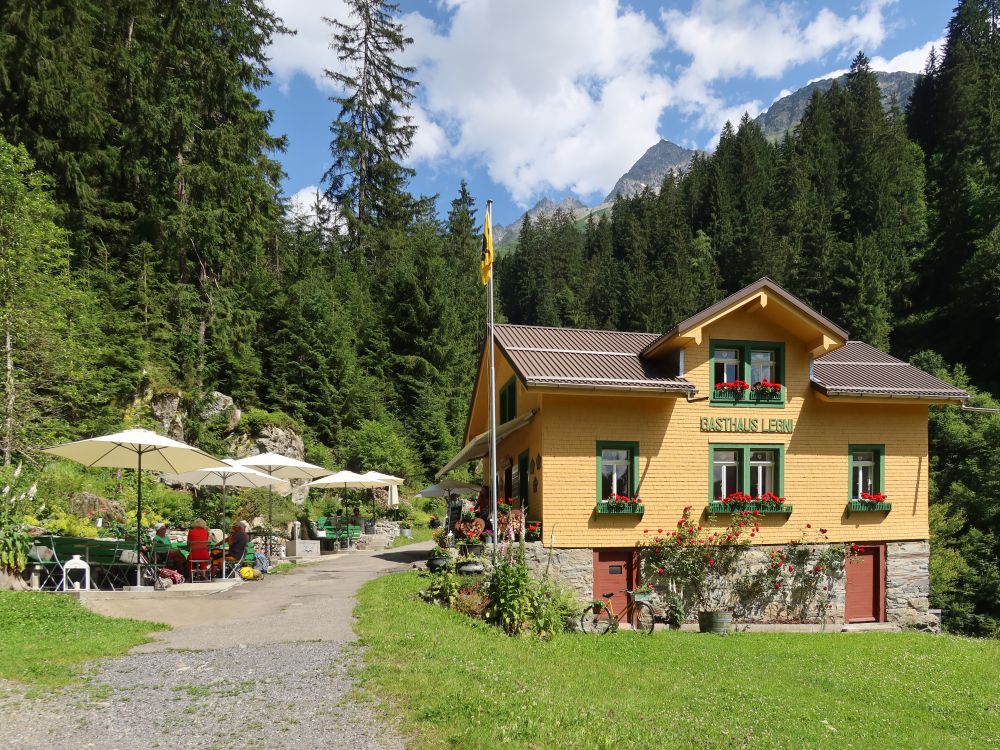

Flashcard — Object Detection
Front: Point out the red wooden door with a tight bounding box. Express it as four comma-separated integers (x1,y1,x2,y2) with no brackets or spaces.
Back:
845,545,883,623
593,548,635,622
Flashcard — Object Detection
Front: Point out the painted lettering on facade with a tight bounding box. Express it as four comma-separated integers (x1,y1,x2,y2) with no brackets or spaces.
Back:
699,416,795,433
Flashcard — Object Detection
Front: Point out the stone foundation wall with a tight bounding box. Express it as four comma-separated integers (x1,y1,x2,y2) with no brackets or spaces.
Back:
886,541,937,630
522,542,592,601
521,541,934,628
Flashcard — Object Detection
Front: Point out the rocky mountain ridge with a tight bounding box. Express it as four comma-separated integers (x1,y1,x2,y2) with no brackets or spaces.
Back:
496,70,920,247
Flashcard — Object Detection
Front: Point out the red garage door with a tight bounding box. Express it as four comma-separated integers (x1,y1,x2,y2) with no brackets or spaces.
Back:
845,544,885,623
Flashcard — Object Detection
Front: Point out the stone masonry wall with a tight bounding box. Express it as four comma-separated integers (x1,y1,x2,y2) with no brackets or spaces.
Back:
886,541,937,630
522,541,934,628
522,542,592,601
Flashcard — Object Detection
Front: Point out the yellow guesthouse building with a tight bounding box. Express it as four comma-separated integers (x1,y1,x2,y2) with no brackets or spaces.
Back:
441,278,968,626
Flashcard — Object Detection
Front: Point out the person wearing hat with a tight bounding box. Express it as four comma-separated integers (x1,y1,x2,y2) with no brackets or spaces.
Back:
186,518,211,579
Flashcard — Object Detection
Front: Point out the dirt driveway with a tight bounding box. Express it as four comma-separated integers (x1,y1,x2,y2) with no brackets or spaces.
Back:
0,544,431,750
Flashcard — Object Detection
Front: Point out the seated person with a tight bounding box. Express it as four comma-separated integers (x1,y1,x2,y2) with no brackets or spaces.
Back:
153,522,186,570
186,518,211,575
214,521,250,572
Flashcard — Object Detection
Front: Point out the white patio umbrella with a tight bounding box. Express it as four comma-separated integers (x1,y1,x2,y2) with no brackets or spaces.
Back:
414,481,481,498
229,453,331,555
304,470,404,529
161,459,289,578
43,428,220,587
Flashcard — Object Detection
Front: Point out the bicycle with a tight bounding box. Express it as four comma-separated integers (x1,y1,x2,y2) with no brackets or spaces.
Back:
580,589,655,634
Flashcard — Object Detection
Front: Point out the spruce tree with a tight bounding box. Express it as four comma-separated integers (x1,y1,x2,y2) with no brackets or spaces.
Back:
323,0,417,252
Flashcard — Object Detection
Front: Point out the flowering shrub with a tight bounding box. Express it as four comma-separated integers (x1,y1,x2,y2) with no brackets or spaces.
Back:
733,525,856,623
715,380,750,392
858,491,888,506
751,379,782,396
639,506,757,615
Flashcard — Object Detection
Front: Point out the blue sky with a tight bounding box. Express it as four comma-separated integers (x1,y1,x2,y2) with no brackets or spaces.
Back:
260,0,952,226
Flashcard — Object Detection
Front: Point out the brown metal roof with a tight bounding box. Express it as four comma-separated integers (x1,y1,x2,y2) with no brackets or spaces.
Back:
812,342,968,400
641,277,849,357
494,324,695,392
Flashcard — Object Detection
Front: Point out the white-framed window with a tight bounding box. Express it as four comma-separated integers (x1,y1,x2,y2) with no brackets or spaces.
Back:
750,449,777,496
713,449,740,499
852,450,877,499
600,446,634,499
751,349,777,384
714,348,741,385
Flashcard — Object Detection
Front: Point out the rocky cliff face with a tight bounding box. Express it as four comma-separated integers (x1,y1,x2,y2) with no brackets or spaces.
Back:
603,139,699,202
754,70,919,140
493,195,588,245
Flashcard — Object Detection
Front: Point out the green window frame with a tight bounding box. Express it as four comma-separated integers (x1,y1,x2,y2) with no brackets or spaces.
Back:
596,441,640,501
709,339,786,407
498,377,517,423
848,444,885,500
708,444,785,502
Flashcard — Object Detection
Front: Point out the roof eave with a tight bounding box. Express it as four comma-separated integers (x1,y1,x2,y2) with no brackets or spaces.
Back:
812,382,969,402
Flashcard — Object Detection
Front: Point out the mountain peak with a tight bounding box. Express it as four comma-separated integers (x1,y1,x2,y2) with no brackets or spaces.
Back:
604,139,698,202
754,70,919,140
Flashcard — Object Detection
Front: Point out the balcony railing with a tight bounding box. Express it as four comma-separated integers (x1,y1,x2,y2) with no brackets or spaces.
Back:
707,501,793,515
712,387,783,404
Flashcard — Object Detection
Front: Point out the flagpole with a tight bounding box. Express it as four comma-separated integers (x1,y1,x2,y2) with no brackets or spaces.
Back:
486,200,498,559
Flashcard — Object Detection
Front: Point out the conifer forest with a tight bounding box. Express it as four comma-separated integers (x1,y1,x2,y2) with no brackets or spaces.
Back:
0,1,998,634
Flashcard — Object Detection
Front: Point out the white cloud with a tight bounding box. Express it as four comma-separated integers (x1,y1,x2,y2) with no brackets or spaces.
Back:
405,0,672,204
286,185,331,222
661,0,891,147
809,36,945,83
266,0,346,91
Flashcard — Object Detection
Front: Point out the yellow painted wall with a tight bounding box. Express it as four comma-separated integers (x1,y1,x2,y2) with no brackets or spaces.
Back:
468,343,544,522
537,311,930,548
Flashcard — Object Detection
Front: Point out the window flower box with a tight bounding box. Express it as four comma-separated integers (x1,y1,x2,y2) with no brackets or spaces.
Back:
848,493,891,514
713,384,782,404
597,497,644,515
708,500,792,515
848,501,892,513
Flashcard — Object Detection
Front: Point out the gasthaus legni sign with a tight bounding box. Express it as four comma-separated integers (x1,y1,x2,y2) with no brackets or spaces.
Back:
700,416,794,433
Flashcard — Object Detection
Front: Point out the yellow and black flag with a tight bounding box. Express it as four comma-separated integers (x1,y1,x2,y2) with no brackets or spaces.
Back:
480,200,494,285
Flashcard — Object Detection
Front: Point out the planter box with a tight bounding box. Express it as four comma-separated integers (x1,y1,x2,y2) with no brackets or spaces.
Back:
847,501,892,514
712,388,782,405
596,501,645,515
707,501,792,515
631,592,653,602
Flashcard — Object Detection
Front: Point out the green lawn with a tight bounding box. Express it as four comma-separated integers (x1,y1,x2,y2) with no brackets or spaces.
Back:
355,573,1000,750
390,524,433,548
0,591,165,686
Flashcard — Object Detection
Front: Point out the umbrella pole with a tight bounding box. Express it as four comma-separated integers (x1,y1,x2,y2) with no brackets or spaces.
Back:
136,450,143,587
267,484,273,558
222,477,228,580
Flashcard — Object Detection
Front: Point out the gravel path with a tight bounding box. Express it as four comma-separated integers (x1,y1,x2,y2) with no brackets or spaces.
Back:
0,546,429,749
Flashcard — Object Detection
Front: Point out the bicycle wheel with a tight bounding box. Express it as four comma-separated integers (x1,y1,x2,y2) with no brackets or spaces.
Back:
580,603,613,634
633,601,655,634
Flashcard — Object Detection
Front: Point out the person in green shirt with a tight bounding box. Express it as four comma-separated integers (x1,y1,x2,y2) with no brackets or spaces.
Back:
153,522,186,571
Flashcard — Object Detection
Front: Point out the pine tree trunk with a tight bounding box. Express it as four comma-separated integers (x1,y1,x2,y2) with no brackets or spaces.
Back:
3,320,13,467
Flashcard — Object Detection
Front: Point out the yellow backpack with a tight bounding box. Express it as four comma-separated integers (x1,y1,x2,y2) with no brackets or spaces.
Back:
240,566,261,581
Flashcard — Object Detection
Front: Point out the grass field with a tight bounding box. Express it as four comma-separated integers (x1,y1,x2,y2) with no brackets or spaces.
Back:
0,591,165,686
355,573,1000,750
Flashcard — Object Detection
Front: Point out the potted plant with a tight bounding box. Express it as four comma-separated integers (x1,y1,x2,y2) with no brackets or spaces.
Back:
456,555,484,575
427,545,452,572
399,520,413,538
525,522,541,542
751,379,782,398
